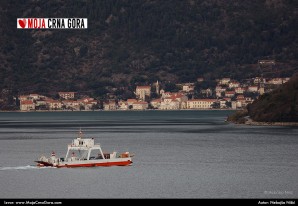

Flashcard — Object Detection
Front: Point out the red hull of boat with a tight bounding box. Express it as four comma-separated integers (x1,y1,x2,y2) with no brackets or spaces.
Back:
36,160,132,168
58,160,132,168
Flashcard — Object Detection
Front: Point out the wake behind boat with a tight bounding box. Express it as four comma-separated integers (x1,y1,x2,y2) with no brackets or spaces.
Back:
35,130,133,168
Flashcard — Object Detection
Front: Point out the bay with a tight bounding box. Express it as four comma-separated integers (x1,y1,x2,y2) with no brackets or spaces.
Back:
0,110,297,198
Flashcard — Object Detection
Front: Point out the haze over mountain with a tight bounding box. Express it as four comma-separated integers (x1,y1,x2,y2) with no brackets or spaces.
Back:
1,0,298,97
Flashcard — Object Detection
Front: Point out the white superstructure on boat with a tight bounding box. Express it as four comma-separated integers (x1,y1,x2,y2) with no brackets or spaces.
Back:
35,130,133,168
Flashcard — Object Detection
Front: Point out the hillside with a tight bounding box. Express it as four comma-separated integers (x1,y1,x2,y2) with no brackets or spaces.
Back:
228,73,298,123
247,73,298,122
1,0,298,97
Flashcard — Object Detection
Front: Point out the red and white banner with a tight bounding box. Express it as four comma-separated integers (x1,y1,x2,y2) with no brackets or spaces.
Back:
17,18,88,29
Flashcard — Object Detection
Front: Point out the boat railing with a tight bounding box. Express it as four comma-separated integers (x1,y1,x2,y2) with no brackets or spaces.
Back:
68,144,93,148
68,144,100,148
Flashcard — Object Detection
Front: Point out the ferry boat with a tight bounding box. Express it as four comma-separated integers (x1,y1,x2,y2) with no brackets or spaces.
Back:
35,130,133,168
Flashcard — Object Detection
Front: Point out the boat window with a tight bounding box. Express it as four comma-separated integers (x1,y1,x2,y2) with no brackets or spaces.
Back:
96,154,103,159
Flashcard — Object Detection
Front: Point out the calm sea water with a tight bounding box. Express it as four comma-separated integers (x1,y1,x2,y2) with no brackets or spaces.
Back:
0,110,297,198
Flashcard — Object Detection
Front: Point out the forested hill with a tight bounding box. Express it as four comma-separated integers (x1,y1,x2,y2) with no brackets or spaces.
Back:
1,0,298,95
247,73,298,122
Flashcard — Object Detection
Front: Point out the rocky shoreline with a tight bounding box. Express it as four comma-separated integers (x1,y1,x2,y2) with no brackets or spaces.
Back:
229,116,298,127
244,118,298,126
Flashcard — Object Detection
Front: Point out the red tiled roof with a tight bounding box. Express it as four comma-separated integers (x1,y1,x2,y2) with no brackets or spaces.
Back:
21,100,34,105
87,100,97,104
174,94,185,98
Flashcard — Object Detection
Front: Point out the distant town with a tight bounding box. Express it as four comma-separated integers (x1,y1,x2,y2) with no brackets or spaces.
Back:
14,76,290,112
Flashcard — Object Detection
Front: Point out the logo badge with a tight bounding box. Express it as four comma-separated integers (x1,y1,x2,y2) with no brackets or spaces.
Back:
17,18,88,29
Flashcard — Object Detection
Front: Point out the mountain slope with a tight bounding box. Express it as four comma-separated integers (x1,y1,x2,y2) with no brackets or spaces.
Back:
1,0,298,96
247,74,298,122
